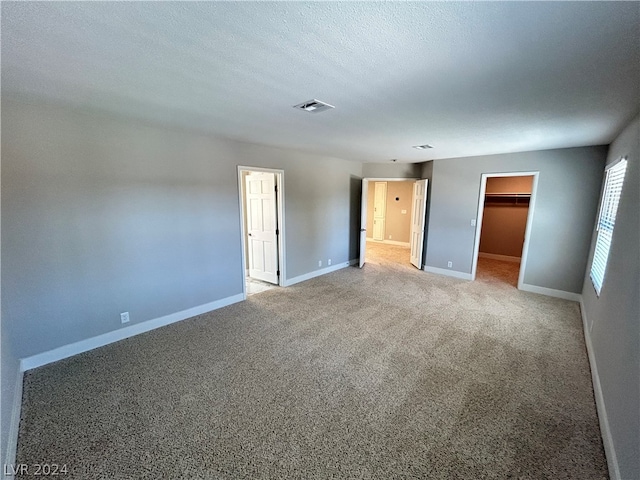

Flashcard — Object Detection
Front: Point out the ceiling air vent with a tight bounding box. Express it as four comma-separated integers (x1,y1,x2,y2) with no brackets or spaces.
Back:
293,99,335,113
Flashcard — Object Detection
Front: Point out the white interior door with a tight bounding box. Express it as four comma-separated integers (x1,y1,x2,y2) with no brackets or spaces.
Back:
245,172,279,284
359,180,368,268
410,179,428,269
373,182,387,241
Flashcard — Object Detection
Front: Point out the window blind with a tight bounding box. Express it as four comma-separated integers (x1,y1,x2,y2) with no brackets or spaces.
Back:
590,158,627,296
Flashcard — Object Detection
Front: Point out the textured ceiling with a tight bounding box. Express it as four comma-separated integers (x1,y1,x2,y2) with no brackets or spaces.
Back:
2,2,639,162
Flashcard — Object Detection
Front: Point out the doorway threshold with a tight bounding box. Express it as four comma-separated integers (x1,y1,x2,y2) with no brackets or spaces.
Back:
246,277,276,296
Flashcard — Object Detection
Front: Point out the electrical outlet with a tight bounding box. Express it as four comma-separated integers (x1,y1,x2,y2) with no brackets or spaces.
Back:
447,261,453,268
388,235,392,239
318,260,322,267
328,259,332,266
471,219,476,226
120,312,130,324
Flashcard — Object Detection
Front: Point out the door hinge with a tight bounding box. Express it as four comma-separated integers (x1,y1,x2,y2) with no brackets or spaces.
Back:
276,228,279,235
275,185,278,193
277,270,280,277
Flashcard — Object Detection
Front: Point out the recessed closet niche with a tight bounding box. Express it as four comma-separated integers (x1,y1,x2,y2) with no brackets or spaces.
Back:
479,176,534,260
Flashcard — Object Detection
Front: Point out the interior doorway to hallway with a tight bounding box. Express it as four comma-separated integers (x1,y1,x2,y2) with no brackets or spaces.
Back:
471,172,538,289
359,178,428,270
238,167,286,298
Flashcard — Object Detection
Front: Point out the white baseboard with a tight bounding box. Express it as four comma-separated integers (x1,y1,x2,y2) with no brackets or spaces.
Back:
284,260,354,287
579,300,620,480
423,265,473,281
518,283,581,302
20,293,245,372
366,239,410,247
479,252,521,263
4,368,23,473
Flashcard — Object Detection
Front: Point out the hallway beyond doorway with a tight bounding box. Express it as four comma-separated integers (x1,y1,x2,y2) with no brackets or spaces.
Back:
365,241,412,269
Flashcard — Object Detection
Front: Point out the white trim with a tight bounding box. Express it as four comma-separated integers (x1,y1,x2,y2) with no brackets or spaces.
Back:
4,368,23,471
238,166,286,293
20,293,244,372
283,260,355,287
478,252,521,263
580,300,621,480
366,238,410,247
470,171,539,289
423,265,473,281
519,284,581,302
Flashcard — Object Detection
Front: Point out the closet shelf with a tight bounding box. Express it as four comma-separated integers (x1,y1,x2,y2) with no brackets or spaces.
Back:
484,193,531,205
484,193,531,197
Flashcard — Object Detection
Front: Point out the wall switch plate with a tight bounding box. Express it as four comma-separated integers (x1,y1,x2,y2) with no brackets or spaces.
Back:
318,260,322,267
471,219,476,226
120,312,130,324
447,261,453,268
328,259,332,266
401,209,407,214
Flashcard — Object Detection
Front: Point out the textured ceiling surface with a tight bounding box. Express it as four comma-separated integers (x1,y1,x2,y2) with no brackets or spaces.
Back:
2,2,639,162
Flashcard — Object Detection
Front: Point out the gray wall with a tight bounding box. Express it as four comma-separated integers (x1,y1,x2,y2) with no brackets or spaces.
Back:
362,162,421,179
581,115,639,479
420,161,433,181
1,99,362,363
233,143,362,279
426,147,607,292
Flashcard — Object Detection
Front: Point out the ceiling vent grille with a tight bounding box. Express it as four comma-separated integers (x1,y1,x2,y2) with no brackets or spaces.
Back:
293,99,335,113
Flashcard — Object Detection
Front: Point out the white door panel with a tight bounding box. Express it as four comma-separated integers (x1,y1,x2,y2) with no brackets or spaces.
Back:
359,180,368,268
410,179,428,269
373,218,385,241
373,182,387,240
245,173,279,284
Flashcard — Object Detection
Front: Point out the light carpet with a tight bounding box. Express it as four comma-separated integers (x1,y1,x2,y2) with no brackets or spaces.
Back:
16,243,607,479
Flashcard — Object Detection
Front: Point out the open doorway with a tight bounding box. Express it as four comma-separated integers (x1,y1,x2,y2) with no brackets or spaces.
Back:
359,178,427,269
471,172,538,288
238,166,286,298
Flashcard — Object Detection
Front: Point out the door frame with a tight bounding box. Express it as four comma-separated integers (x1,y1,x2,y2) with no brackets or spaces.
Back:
360,177,420,267
470,171,539,289
238,166,286,297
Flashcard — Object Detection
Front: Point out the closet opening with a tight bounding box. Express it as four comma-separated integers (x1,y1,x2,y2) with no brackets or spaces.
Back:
471,173,538,288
